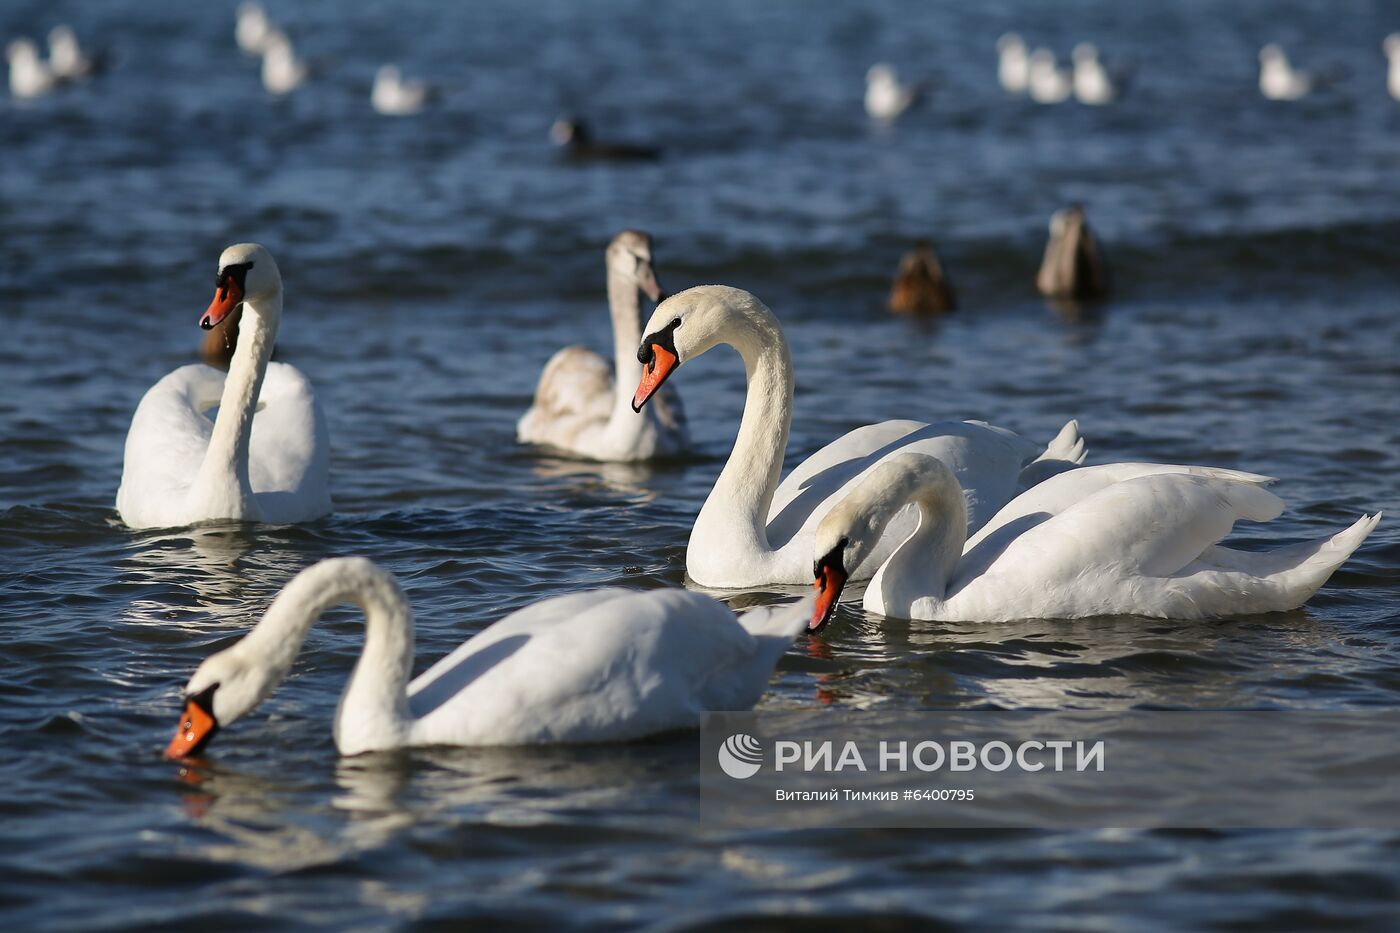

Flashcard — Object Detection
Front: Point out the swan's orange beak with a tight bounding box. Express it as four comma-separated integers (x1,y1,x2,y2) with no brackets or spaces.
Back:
165,697,218,759
632,343,678,412
200,277,243,330
811,560,847,632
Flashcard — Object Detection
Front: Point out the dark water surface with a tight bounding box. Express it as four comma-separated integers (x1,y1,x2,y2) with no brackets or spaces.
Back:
3,0,1399,928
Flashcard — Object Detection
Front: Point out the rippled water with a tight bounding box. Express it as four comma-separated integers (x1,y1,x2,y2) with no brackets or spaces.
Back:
3,0,1399,928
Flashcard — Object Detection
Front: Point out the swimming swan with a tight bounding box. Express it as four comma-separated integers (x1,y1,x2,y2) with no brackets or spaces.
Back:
518,230,688,461
810,454,1379,628
117,243,330,529
631,285,1086,588
165,557,811,757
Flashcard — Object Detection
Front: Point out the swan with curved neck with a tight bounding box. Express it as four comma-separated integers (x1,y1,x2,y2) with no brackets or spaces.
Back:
117,243,330,529
166,557,811,757
810,453,1379,629
517,230,687,462
632,285,1086,588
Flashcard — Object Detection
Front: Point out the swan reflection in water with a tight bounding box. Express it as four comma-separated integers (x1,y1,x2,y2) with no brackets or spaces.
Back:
119,522,309,628
803,602,1331,711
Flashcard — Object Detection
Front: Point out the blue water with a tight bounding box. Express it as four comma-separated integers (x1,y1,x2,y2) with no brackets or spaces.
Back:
2,0,1399,928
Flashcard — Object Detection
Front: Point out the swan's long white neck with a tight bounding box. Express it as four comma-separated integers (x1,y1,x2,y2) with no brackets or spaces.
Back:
863,461,968,618
688,304,794,580
235,558,414,753
606,268,645,424
189,291,280,520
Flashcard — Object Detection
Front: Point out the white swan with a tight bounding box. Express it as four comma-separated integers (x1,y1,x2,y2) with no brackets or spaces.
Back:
865,63,919,121
810,453,1380,628
165,557,811,757
518,230,688,462
1384,34,1400,102
261,30,307,95
631,285,1086,588
1071,43,1115,105
1027,48,1072,104
7,38,56,99
117,243,330,530
236,2,276,56
997,33,1029,94
371,65,432,116
1259,44,1311,101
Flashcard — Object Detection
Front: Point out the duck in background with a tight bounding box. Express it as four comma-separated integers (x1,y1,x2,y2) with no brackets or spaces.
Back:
1027,48,1072,103
261,30,308,96
7,38,57,99
889,241,956,315
550,117,661,161
864,63,922,121
371,64,434,115
236,2,277,56
1071,43,1116,105
1036,205,1109,301
1384,34,1400,101
1258,44,1312,100
996,33,1029,94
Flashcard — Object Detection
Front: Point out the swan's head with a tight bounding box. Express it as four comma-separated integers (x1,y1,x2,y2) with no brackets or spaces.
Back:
376,64,400,87
48,25,77,52
202,243,280,331
1029,48,1056,70
238,2,267,23
6,38,38,62
1385,34,1400,57
1049,204,1086,239
632,285,775,412
1072,43,1098,63
165,643,276,758
262,29,293,59
1259,44,1285,65
810,454,950,630
997,33,1024,55
866,63,895,86
607,230,664,303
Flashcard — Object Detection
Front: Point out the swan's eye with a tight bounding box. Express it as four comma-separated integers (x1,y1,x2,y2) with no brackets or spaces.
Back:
669,318,681,329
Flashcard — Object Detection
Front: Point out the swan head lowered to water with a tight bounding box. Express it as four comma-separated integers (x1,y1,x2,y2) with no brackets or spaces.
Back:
632,285,781,412
607,230,664,303
810,453,963,630
202,243,281,332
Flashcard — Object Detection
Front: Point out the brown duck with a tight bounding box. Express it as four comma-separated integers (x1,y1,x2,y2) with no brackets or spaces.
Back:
889,241,956,314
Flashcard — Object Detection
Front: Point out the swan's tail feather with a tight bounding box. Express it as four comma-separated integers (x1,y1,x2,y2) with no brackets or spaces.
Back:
1035,419,1087,465
1197,512,1380,613
700,598,810,711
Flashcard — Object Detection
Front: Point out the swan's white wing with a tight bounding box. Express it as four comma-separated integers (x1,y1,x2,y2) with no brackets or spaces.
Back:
766,420,1042,574
517,346,614,449
947,473,1287,619
247,362,331,522
406,588,773,745
965,462,1277,557
116,365,225,528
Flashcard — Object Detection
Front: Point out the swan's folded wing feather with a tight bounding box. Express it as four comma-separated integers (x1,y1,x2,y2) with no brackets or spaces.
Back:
247,363,330,509
521,346,614,425
971,473,1284,589
408,588,760,744
116,365,223,524
966,462,1278,555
